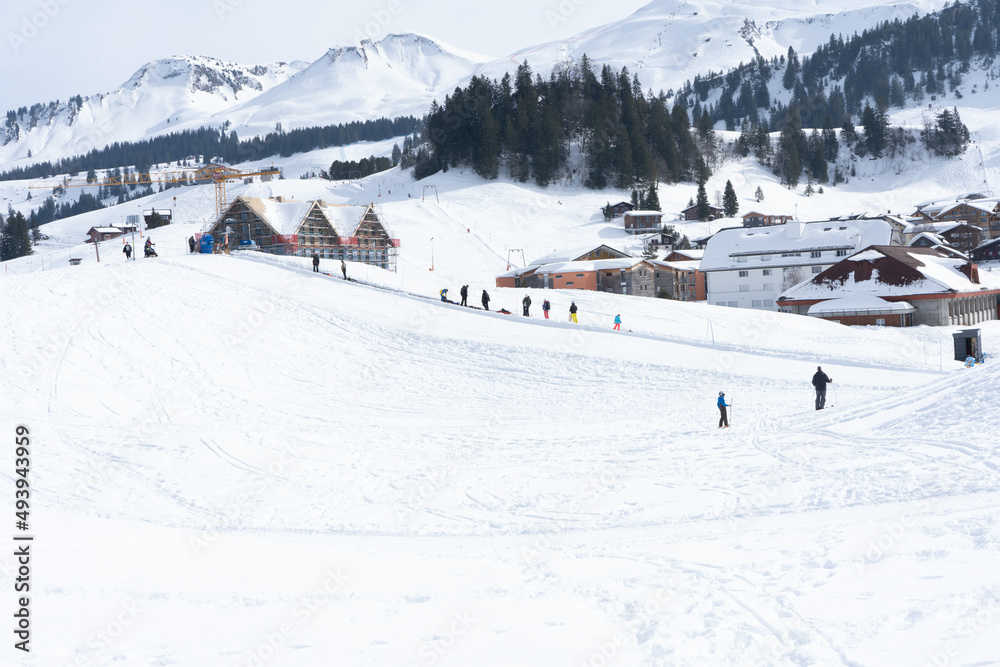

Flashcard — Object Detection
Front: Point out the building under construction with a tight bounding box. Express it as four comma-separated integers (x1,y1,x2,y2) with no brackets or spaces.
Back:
207,196,400,271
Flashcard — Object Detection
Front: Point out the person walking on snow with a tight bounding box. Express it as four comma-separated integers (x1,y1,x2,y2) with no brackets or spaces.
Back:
312,252,320,272
569,301,578,323
522,294,532,317
122,243,132,260
481,289,490,310
341,259,347,280
613,314,622,330
460,285,468,307
718,391,730,428
188,236,196,253
542,299,551,319
812,366,832,410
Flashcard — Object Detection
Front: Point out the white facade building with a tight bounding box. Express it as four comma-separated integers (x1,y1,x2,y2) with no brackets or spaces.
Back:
700,219,897,310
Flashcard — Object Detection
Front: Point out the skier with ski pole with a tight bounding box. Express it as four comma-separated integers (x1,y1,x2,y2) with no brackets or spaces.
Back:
717,391,730,428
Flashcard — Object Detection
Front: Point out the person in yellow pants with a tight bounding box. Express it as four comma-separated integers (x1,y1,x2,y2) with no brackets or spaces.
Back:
569,301,578,323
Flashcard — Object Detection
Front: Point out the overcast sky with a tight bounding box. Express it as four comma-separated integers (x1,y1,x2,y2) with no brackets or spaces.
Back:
0,0,650,113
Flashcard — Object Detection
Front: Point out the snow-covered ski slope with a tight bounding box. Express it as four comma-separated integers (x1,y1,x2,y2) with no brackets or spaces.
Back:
3,216,999,665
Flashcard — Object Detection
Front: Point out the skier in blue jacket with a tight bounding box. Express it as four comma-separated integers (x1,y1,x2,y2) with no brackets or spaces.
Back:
717,391,730,428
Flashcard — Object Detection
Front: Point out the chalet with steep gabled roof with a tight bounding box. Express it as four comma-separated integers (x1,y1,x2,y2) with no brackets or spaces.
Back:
208,197,398,270
777,245,1000,326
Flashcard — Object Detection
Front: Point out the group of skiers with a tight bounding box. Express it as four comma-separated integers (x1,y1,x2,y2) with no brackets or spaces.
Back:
439,289,632,330
441,285,494,310
311,253,348,280
716,366,833,428
121,237,158,259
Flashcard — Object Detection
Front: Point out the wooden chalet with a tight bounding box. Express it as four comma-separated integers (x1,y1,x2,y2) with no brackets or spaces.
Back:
208,197,399,270
914,198,1000,239
608,201,635,218
972,238,1000,263
623,210,664,234
682,203,725,221
742,211,793,227
85,226,125,244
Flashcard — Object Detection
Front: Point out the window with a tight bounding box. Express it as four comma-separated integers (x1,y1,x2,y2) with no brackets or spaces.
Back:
739,284,750,292
752,300,762,308
566,281,574,286
763,269,772,276
781,252,801,257
728,301,738,307
876,318,886,326
811,250,822,258
576,273,584,277
812,266,823,273
738,270,749,277
762,283,772,291
761,255,771,261
555,274,563,278
836,249,848,256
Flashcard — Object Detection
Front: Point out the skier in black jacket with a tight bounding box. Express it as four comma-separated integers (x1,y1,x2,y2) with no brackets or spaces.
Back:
812,366,832,410
481,289,490,310
460,285,468,306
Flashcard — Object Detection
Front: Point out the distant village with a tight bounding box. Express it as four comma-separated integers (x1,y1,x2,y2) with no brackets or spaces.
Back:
496,194,1000,328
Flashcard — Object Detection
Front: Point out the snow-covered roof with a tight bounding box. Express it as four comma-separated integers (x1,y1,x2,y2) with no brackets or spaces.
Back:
497,266,538,279
88,226,122,234
528,244,629,266
780,246,1000,301
533,258,646,274
655,259,700,271
700,219,893,271
667,249,704,260
624,210,663,216
807,293,915,315
244,197,315,236
321,204,366,237
907,232,948,247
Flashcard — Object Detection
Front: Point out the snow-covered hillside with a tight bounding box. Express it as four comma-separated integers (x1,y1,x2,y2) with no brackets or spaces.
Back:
0,55,306,164
0,33,484,167
0,0,969,171
480,0,954,96
3,204,999,664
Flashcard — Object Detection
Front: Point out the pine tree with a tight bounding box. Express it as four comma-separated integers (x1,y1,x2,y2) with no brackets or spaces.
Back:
391,143,402,165
723,180,739,217
755,185,764,202
0,210,32,261
696,178,711,221
645,181,661,212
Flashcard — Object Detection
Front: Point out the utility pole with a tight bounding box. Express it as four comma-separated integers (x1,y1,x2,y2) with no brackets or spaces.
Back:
93,238,101,263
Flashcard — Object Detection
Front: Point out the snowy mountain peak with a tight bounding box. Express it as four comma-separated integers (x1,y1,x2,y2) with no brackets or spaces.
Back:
122,55,304,98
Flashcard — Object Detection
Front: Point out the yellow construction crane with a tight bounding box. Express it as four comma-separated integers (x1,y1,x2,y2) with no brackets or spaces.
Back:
30,164,282,220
